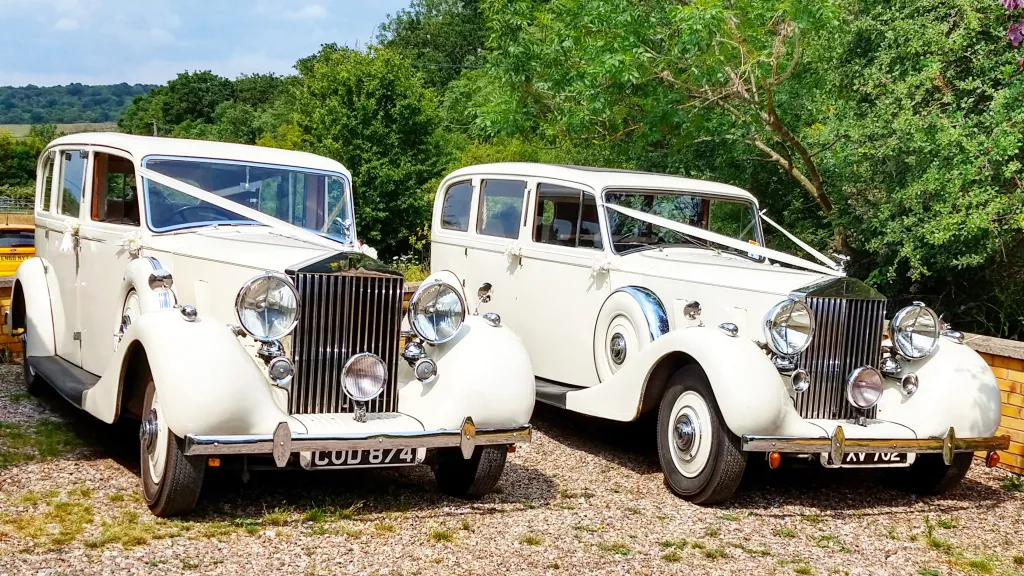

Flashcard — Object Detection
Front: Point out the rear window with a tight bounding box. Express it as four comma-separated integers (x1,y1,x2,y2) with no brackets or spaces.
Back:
0,230,35,248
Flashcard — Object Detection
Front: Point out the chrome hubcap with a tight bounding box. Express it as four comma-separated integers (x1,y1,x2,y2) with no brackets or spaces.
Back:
609,333,627,365
673,412,699,458
140,410,159,455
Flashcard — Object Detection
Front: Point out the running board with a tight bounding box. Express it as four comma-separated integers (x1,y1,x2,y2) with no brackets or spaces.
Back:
27,356,100,408
535,378,586,409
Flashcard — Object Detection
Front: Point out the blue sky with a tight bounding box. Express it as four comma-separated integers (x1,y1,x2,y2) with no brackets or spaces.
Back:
0,0,410,87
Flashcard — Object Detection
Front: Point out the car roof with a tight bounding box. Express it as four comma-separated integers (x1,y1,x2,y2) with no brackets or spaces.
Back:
443,162,758,204
45,133,351,177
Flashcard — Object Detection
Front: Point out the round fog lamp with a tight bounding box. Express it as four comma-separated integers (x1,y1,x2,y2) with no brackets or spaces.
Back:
791,369,810,393
342,353,387,402
901,373,919,396
847,366,883,409
413,358,437,382
268,357,293,385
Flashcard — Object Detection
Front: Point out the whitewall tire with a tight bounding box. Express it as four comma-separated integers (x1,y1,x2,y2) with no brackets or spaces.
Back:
657,365,746,504
140,374,205,517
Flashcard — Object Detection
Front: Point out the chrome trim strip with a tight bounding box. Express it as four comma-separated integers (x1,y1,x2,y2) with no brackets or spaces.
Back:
184,417,532,467
611,286,669,341
741,426,1010,465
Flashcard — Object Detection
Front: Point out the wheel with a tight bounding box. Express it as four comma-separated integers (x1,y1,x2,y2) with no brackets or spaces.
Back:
893,452,973,496
656,365,746,504
20,333,45,396
432,446,508,499
594,291,656,381
139,374,205,517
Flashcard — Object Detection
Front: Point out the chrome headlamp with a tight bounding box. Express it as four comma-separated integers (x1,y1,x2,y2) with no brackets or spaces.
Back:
341,353,387,402
408,280,466,344
890,302,940,359
235,273,299,342
763,298,815,357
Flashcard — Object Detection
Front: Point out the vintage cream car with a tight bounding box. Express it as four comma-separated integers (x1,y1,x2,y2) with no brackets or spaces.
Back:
430,163,1009,504
9,134,534,516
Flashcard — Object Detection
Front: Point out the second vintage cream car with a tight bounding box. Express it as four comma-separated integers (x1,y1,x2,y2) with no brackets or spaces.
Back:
9,134,534,516
430,163,1008,504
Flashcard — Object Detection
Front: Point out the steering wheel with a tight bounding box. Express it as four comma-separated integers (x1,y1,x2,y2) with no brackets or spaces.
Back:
167,204,230,224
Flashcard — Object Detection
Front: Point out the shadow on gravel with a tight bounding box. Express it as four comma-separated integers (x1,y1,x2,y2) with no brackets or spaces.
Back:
24,384,558,519
531,402,1012,512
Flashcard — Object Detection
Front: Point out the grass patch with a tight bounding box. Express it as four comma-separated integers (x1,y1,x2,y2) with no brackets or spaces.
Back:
1013,555,1024,566
918,570,940,576
923,516,952,553
815,534,851,553
83,510,188,548
558,488,595,499
778,558,814,574
721,513,739,521
339,525,363,538
429,527,455,543
1001,474,1024,493
776,528,796,538
730,542,771,556
794,565,814,575
661,550,682,562
107,492,127,504
799,514,825,526
335,502,363,520
936,518,955,529
303,508,329,523
964,559,993,574
573,523,598,533
374,520,397,534
0,420,82,468
691,541,707,550
703,547,727,560
519,533,543,546
460,518,472,531
597,541,633,556
231,518,261,535
7,391,32,402
200,522,240,538
704,526,720,537
2,497,94,547
659,539,687,550
261,508,291,526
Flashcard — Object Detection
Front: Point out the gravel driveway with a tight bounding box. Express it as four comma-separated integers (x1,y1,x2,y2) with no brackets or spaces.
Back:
1,365,1023,576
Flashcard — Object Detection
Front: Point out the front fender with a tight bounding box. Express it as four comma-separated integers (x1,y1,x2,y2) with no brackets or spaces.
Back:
84,308,298,436
565,326,789,436
877,339,1001,438
398,315,535,430
12,257,56,358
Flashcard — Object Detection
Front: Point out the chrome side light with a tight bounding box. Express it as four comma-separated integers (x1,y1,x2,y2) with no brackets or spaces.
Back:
901,373,919,396
791,369,810,393
847,366,884,409
268,356,294,387
341,353,387,402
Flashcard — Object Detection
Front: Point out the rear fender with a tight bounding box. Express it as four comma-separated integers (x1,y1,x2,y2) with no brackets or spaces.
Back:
565,326,789,436
11,257,56,358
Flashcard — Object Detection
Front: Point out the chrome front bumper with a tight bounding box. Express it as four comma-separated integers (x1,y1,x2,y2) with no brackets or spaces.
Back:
183,417,532,468
741,426,1010,466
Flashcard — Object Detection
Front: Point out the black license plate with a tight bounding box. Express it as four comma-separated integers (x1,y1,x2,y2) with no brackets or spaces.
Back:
839,452,908,466
310,448,416,469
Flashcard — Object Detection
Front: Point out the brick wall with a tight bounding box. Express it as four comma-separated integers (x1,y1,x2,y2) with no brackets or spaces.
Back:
965,333,1024,475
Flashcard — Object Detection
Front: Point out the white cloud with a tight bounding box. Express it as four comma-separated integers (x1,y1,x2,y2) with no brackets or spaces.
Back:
285,4,327,20
53,17,78,30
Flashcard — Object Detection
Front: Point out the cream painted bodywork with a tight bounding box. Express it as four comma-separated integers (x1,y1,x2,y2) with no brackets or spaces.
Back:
14,134,534,449
431,163,1002,448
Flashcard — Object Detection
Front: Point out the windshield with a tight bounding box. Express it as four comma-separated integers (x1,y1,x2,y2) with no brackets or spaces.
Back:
143,157,354,243
604,190,762,256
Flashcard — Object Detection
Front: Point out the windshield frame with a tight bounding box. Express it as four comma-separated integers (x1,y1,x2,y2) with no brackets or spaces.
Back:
601,186,765,258
140,154,356,244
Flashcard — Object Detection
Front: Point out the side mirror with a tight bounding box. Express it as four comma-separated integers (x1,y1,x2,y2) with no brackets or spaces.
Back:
474,283,492,315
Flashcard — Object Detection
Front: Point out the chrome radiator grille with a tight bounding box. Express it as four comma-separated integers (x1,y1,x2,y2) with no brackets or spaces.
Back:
794,296,885,420
289,273,404,414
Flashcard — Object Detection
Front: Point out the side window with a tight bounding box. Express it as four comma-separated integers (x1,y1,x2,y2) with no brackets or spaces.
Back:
534,183,579,246
91,153,140,226
477,179,525,239
440,181,472,231
579,192,603,250
59,150,87,217
39,153,54,212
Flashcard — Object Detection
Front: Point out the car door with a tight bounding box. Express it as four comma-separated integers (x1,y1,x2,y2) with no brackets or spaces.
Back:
512,179,611,387
77,149,143,375
45,148,89,366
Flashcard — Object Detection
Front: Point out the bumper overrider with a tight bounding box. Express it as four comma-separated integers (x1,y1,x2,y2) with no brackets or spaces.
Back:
741,426,1010,466
183,417,532,467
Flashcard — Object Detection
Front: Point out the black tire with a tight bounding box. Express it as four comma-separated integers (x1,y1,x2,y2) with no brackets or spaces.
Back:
433,446,508,499
894,452,973,496
656,365,746,505
140,375,205,517
20,333,44,396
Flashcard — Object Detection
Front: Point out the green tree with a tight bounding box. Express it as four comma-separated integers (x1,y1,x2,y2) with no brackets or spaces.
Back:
160,71,235,126
295,46,443,259
378,0,486,90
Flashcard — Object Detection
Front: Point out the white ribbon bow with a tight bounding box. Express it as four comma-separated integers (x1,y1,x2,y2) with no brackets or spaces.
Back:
504,241,523,259
59,219,80,252
119,230,144,258
359,242,378,259
590,255,613,278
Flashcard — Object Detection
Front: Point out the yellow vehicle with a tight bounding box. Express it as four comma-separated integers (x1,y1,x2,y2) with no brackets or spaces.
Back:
0,225,35,277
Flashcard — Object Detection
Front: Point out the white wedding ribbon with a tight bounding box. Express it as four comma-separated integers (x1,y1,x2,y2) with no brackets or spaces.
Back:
604,203,842,277
590,254,613,277
59,218,80,252
758,211,839,271
137,167,348,251
119,230,144,258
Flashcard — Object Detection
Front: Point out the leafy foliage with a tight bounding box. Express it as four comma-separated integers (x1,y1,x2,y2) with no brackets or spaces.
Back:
0,83,154,124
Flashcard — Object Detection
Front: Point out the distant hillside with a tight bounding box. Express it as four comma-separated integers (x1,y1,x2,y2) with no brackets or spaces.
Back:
0,83,156,124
